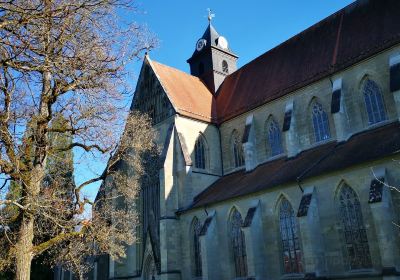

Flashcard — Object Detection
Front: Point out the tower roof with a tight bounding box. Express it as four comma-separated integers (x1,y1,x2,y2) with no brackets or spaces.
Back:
201,23,220,48
189,22,237,60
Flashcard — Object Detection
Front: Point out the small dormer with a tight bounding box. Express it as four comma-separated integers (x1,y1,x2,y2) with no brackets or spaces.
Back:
187,13,238,95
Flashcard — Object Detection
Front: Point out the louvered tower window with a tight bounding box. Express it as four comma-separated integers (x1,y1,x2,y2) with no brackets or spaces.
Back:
198,62,204,75
279,198,303,274
268,119,283,156
194,136,206,169
229,208,248,277
191,218,202,278
222,60,229,73
363,79,387,125
337,185,372,269
312,102,331,142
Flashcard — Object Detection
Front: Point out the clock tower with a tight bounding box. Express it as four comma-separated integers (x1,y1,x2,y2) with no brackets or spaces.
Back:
187,14,238,95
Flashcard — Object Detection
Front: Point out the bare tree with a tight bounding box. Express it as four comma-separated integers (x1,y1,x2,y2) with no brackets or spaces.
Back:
0,0,157,279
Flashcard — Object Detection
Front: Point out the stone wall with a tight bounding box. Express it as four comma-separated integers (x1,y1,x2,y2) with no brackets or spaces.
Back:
179,157,400,280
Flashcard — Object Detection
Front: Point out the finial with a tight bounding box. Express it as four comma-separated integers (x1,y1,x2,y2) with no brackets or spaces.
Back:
207,8,215,23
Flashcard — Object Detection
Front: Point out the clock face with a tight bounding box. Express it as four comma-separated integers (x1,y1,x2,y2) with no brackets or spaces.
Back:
217,36,228,49
196,39,206,51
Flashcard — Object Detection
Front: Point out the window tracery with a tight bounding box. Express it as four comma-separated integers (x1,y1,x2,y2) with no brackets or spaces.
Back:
232,131,245,168
267,119,283,156
194,135,206,169
363,79,387,125
311,101,331,142
337,185,372,269
229,209,248,277
191,218,202,278
279,198,303,274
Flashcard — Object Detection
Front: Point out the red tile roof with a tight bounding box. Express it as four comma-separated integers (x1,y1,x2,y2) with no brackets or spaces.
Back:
215,0,400,122
187,122,400,210
150,59,217,123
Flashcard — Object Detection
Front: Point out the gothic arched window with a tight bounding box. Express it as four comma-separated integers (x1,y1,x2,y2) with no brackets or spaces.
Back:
232,131,245,168
229,208,247,277
337,185,372,269
222,60,229,73
194,135,206,169
363,79,387,125
143,254,158,280
191,218,202,277
267,118,283,156
279,198,303,274
312,101,331,142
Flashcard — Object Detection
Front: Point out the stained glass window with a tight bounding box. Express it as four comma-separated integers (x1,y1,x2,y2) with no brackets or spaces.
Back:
312,102,331,142
191,218,202,277
337,185,372,270
363,79,387,125
232,131,245,167
195,136,206,169
230,209,248,277
279,198,303,274
268,119,283,156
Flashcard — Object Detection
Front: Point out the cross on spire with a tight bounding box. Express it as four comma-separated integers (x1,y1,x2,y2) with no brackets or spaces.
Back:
207,8,215,23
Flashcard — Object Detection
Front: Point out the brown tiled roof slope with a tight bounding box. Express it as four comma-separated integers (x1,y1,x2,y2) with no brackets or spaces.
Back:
216,0,400,122
189,122,400,209
150,60,217,122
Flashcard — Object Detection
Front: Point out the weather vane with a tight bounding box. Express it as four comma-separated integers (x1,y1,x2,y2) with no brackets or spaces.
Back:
207,8,215,23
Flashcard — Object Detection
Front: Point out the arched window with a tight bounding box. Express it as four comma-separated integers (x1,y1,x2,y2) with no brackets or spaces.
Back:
232,131,245,168
311,101,331,142
191,218,202,277
143,254,158,280
267,118,283,156
194,135,206,169
222,60,229,74
198,62,204,75
279,198,303,274
363,79,387,125
337,185,372,269
229,208,247,277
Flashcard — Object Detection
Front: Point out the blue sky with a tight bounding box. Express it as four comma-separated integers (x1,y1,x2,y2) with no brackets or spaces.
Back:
79,0,356,201
131,0,355,72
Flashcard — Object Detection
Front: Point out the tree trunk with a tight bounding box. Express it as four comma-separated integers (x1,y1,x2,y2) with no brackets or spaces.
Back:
15,215,34,280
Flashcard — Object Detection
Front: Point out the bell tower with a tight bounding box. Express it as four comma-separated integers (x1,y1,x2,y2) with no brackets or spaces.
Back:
187,10,238,95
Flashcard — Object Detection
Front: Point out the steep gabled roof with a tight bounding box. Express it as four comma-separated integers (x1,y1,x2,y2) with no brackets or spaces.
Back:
216,0,400,122
149,58,217,123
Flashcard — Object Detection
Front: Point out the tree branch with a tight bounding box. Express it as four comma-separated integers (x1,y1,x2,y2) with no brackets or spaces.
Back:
57,142,110,153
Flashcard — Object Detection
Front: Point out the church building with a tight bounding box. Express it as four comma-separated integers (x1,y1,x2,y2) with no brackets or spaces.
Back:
95,0,400,279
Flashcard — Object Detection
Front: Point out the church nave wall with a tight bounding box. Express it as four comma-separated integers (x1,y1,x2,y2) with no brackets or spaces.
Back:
178,157,400,280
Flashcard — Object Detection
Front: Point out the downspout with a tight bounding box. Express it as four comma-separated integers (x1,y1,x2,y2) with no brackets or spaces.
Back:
204,206,208,216
296,144,338,193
